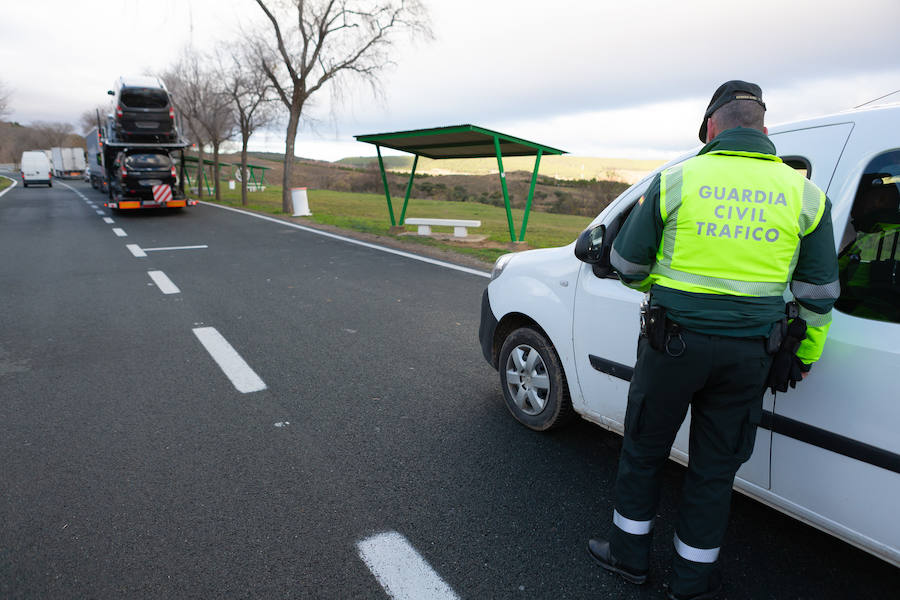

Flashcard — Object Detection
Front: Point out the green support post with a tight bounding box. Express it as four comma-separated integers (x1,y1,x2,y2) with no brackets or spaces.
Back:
203,166,212,195
519,149,542,241
398,154,418,226
183,164,193,189
494,136,517,242
376,146,396,226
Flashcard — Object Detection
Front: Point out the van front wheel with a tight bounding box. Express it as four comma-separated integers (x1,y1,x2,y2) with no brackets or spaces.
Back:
498,327,574,431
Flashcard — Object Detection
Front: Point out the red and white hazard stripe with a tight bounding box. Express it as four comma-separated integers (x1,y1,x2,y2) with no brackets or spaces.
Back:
152,184,173,204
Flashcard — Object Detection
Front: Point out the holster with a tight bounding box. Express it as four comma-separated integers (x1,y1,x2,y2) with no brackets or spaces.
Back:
640,299,667,351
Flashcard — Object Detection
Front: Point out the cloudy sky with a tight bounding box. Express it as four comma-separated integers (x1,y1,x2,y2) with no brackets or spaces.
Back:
1,0,898,160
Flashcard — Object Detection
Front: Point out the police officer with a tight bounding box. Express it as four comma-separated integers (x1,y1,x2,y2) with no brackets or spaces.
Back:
587,81,840,599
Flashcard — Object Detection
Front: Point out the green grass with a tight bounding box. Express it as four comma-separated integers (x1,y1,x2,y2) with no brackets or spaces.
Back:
0,176,13,191
203,186,593,264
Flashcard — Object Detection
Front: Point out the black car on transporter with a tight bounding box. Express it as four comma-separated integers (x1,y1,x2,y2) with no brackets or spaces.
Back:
107,76,178,143
109,149,177,204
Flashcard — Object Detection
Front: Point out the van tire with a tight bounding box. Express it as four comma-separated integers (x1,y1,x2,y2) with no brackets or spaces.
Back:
498,327,575,431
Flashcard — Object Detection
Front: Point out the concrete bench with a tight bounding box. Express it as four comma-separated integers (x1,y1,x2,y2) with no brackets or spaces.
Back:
405,218,482,238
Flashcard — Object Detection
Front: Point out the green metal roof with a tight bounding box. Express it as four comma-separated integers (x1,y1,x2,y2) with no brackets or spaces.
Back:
355,124,566,159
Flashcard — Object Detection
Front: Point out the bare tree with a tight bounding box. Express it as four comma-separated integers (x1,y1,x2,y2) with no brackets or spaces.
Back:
217,44,276,206
163,48,238,202
0,79,11,119
29,121,76,147
162,50,215,200
198,91,239,204
252,0,431,212
78,105,112,134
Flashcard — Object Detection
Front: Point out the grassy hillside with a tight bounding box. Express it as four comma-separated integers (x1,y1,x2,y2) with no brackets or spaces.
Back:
337,154,665,184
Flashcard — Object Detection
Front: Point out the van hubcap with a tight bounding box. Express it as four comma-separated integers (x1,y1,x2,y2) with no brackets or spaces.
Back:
505,345,551,415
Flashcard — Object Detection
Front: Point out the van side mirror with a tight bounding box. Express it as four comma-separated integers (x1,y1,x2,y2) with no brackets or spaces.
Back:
107,90,114,96
574,224,606,264
575,224,617,278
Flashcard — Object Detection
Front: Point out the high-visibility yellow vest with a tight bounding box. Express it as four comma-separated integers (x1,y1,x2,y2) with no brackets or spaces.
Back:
650,150,827,298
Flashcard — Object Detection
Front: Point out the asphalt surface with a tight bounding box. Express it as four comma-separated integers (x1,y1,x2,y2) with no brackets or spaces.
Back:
1,176,897,599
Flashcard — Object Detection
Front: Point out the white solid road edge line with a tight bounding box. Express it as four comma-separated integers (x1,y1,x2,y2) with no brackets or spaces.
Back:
0,174,17,198
147,270,180,295
192,327,267,394
357,532,460,600
200,201,491,279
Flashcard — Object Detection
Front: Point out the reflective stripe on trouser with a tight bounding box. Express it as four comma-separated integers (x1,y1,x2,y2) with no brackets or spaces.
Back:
674,533,719,563
610,330,771,592
614,509,654,535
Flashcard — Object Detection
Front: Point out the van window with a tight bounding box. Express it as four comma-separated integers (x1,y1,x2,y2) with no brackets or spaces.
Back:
121,88,168,109
781,156,811,179
125,153,171,169
835,150,900,323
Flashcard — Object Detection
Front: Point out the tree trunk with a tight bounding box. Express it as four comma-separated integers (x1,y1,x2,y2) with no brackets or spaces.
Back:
213,142,221,202
196,144,205,200
281,106,301,213
241,131,250,207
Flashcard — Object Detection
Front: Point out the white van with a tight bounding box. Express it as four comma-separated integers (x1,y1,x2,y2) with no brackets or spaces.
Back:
20,151,52,187
479,103,900,567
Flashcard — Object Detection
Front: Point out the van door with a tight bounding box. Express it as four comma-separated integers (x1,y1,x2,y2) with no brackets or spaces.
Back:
769,136,900,564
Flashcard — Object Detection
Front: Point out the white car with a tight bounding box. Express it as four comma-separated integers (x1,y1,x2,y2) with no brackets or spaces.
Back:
479,103,900,567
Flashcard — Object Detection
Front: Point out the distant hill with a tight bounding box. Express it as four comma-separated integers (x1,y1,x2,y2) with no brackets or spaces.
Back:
337,156,411,169
336,154,666,184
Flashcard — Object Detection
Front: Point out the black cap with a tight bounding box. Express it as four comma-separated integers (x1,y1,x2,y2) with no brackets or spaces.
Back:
699,80,766,142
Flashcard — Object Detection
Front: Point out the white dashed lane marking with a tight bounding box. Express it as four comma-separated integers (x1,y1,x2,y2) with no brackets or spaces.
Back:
127,244,147,258
147,270,180,295
103,217,115,224
143,245,209,252
112,228,127,237
192,327,267,394
357,532,459,600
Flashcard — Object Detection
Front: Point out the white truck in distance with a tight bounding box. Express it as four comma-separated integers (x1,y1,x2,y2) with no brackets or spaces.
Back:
50,147,86,178
479,103,900,567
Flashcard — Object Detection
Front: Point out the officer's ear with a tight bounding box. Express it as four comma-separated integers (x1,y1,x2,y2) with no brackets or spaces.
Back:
763,126,768,135
705,117,718,143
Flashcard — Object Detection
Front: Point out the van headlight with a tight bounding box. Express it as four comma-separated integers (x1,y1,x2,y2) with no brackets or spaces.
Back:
491,253,514,281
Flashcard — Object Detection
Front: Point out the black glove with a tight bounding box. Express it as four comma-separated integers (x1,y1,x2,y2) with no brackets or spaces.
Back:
767,318,807,394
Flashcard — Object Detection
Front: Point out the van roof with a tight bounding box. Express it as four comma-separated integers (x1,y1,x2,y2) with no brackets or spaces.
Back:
118,75,166,90
768,102,900,135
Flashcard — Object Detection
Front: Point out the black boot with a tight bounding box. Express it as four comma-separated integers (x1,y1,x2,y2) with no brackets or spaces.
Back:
587,538,648,584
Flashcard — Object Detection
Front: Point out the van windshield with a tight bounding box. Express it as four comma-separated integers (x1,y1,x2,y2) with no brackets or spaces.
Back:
125,153,171,169
121,88,169,109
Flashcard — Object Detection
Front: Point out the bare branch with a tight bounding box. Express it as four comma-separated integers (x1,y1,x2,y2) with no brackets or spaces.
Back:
251,0,432,213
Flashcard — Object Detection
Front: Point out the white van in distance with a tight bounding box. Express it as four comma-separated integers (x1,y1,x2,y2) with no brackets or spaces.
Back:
479,103,900,567
20,151,52,187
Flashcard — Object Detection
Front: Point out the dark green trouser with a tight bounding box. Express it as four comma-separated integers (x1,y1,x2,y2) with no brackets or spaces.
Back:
609,330,772,596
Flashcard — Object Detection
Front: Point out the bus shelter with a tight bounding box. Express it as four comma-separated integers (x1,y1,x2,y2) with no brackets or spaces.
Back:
180,157,271,194
355,125,566,242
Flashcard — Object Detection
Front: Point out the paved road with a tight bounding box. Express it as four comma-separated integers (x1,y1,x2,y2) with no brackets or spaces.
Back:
1,177,897,598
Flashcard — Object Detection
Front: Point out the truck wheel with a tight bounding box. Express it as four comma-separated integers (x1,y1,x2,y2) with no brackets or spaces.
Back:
48,181,52,187
498,327,574,431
